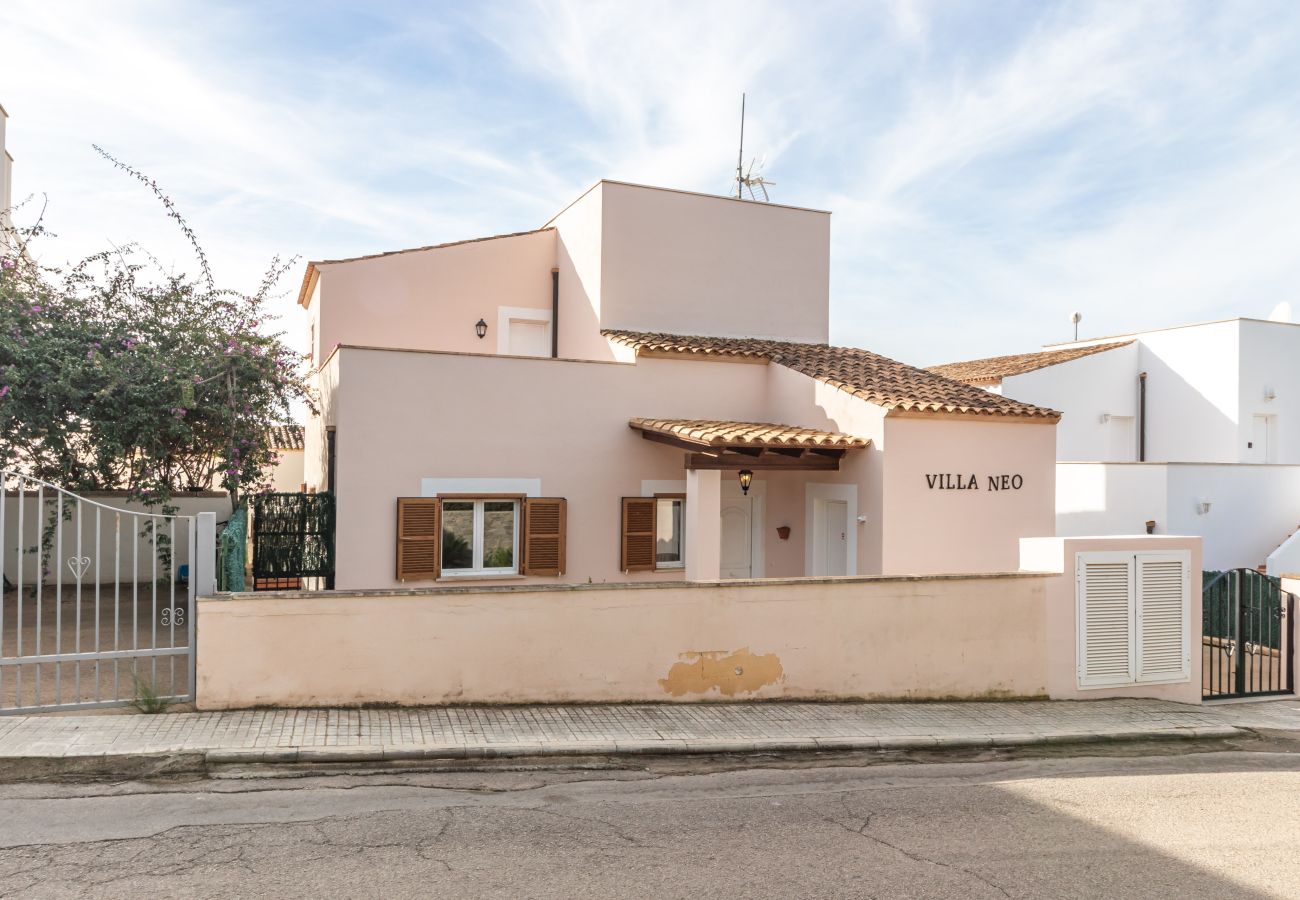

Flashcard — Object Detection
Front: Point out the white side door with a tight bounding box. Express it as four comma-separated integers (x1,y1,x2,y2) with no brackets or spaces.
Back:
1250,415,1272,463
720,497,753,579
822,499,849,577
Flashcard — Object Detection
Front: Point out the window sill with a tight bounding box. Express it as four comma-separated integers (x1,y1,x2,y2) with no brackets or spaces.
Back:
437,573,527,583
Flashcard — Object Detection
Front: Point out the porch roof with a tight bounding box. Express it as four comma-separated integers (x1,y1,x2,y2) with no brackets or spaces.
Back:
629,418,869,471
629,418,868,450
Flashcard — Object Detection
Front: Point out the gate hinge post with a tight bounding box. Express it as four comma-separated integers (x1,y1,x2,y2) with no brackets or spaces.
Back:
195,512,218,597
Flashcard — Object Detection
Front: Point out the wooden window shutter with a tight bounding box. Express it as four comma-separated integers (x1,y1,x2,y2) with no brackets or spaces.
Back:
522,498,566,576
1076,553,1135,687
621,497,656,572
396,497,441,581
1136,553,1190,683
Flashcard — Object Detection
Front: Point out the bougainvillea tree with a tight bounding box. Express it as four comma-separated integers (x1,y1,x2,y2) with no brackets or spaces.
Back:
0,152,312,510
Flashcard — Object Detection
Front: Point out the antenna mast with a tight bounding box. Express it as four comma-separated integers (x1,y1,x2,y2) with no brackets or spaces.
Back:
736,93,745,199
732,93,775,201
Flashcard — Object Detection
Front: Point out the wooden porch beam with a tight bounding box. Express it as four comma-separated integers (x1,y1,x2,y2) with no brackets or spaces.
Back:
685,452,840,471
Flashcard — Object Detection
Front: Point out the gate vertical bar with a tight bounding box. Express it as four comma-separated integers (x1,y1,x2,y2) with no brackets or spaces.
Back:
15,477,23,708
1288,593,1295,695
0,468,5,707
94,508,101,703
113,512,120,701
151,515,158,688
1235,569,1245,697
43,489,50,707
74,497,82,703
54,491,61,704
168,517,176,695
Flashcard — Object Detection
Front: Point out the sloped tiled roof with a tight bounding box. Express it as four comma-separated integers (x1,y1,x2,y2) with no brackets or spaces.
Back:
927,341,1133,386
604,331,1060,420
629,418,870,449
267,425,304,451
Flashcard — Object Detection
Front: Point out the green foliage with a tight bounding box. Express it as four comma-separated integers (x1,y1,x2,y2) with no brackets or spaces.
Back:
483,546,513,568
130,674,173,714
441,529,472,569
0,151,312,508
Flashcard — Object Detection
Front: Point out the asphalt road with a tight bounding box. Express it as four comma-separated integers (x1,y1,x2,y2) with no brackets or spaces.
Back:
1,750,1299,899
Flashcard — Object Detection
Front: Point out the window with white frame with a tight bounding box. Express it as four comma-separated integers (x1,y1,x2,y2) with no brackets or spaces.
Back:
655,496,684,568
440,499,520,575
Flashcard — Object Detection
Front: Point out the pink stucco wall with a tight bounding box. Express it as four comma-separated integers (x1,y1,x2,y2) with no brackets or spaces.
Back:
326,348,774,589
884,416,1058,575
592,182,830,343
313,229,557,360
305,181,832,367
312,345,1059,589
196,572,1052,708
1021,534,1203,704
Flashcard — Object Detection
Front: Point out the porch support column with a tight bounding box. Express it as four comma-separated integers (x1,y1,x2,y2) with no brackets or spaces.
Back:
685,468,722,581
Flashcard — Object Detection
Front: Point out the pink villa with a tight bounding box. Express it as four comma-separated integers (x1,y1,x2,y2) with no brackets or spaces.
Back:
297,180,1059,590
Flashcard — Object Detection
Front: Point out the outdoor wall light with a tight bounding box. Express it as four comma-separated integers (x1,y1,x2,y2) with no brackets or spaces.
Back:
776,525,791,541
1197,500,1213,516
738,469,754,495
475,318,488,339
1265,386,1277,402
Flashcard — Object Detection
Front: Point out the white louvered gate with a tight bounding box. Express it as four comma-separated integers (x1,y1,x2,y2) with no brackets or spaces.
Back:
0,471,217,713
1077,551,1191,690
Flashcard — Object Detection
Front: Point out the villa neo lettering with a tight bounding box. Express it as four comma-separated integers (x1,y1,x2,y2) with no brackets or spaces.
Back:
924,473,1024,491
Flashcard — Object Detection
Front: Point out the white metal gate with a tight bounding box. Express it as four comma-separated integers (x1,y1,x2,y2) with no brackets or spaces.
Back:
0,471,216,713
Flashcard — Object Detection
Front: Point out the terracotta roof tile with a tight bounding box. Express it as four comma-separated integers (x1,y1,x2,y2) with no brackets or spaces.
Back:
266,424,304,451
604,331,1060,420
925,341,1133,385
629,418,869,449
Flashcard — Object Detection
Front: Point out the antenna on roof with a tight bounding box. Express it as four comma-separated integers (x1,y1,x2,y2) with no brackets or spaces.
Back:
733,93,774,202
1070,311,1082,341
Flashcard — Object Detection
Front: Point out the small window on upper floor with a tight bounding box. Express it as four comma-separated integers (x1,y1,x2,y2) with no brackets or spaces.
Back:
507,319,550,357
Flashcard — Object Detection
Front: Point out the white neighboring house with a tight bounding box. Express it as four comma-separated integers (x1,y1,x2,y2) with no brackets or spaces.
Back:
266,425,306,493
1,102,14,246
930,317,1300,573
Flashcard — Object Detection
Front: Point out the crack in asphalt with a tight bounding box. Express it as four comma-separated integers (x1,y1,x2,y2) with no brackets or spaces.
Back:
822,791,1013,900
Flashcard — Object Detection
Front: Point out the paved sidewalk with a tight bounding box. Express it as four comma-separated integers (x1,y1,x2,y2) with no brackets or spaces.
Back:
2,698,1297,771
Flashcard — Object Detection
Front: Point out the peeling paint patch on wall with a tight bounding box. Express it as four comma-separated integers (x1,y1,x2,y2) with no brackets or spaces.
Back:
659,647,784,697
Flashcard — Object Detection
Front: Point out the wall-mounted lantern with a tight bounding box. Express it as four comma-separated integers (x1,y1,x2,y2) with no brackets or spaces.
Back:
1265,386,1277,402
475,318,488,340
1197,500,1213,516
738,469,754,495
1145,520,1156,534
776,525,791,541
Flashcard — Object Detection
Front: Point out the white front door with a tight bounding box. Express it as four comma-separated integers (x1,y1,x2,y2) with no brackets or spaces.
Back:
821,499,848,576
720,496,753,579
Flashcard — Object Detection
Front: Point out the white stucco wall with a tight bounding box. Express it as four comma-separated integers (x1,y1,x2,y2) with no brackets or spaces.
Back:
0,103,11,239
1237,319,1300,464
1138,321,1241,463
1057,462,1300,570
1002,343,1139,462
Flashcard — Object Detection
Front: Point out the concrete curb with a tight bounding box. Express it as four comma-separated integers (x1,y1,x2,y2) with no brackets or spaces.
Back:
0,724,1249,780
198,724,1248,765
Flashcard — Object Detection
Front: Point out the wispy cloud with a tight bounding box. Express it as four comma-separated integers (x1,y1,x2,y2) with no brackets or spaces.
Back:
3,0,1299,364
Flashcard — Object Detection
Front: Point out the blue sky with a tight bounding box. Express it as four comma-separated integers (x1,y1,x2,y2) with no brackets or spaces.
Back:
3,0,1300,365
